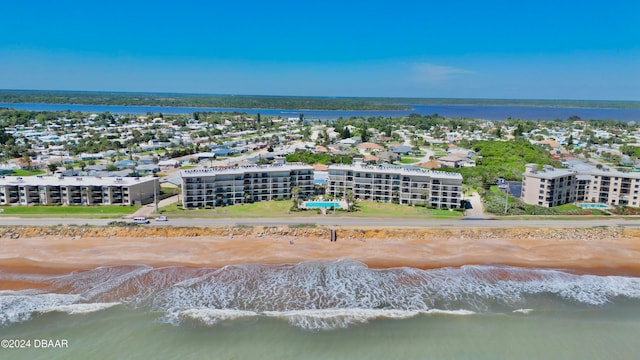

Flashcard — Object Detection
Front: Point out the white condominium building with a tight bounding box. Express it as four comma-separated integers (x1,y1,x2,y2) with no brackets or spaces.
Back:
521,164,577,207
327,160,463,209
181,162,314,209
0,175,158,206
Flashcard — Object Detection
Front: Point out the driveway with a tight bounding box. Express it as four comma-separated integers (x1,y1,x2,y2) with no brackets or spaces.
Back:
464,192,486,218
128,195,180,218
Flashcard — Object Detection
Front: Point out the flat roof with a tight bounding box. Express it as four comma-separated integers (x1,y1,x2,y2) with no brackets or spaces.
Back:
328,164,463,180
0,175,157,187
589,169,640,179
525,166,576,179
181,164,313,178
547,159,640,180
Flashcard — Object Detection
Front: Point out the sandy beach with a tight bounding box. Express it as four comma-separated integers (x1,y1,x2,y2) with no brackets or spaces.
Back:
1,225,639,291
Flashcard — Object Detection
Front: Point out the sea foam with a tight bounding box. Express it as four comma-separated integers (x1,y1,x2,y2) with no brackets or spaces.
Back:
3,261,640,329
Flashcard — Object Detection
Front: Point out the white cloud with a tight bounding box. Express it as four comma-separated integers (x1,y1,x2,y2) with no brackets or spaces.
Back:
411,63,473,85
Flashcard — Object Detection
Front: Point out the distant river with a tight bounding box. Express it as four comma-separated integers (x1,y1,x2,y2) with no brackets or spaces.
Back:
1,102,639,121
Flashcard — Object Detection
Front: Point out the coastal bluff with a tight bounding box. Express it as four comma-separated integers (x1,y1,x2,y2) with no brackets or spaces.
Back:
1,225,639,278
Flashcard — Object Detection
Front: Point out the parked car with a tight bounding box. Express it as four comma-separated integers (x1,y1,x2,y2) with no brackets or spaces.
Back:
155,215,168,222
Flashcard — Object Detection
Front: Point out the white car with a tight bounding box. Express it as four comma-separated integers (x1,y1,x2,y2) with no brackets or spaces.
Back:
155,216,168,222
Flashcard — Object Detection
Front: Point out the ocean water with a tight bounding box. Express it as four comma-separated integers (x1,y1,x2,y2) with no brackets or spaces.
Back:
2,260,640,359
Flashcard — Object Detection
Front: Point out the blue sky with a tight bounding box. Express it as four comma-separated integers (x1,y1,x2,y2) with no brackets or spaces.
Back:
1,0,639,100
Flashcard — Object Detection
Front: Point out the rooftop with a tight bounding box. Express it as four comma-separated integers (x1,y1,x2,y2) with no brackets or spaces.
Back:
524,165,577,179
181,164,313,178
0,175,157,187
328,163,463,180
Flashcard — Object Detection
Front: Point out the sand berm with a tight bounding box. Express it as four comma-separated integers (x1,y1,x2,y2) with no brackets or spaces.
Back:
1,225,640,287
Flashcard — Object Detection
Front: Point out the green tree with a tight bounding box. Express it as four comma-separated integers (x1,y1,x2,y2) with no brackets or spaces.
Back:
360,126,370,142
22,153,32,170
47,163,58,174
340,126,352,139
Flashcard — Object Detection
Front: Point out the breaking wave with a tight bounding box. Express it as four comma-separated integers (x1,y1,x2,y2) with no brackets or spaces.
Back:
2,260,640,330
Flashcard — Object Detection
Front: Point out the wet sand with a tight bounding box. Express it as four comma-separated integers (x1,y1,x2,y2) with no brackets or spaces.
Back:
1,225,640,290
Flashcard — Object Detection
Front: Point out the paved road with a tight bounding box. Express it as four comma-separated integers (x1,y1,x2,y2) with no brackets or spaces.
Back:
1,216,639,228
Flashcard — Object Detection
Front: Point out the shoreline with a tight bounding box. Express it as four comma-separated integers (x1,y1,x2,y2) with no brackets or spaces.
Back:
1,225,640,291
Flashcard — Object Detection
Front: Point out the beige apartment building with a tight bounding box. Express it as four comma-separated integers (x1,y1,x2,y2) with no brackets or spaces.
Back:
181,162,314,209
327,160,463,209
586,169,640,207
521,164,577,207
522,164,640,208
0,175,158,206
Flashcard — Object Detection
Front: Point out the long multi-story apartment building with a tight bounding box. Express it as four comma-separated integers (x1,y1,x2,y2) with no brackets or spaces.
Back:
181,160,314,209
522,163,640,208
521,164,577,207
327,160,463,209
0,175,158,206
585,169,640,206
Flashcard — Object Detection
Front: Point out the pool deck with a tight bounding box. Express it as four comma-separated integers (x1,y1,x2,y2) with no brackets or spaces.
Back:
299,200,348,210
577,203,610,209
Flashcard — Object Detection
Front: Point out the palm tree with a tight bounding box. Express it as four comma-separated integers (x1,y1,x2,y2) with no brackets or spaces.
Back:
291,186,302,208
345,189,356,212
421,191,429,206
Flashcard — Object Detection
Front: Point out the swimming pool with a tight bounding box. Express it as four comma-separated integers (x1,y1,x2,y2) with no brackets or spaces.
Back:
304,201,341,209
577,203,609,209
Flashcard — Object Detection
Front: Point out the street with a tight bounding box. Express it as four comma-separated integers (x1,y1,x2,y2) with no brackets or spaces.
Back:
0,216,639,228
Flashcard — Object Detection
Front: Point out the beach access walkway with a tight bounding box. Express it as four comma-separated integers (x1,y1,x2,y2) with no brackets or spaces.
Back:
128,195,180,218
464,192,486,218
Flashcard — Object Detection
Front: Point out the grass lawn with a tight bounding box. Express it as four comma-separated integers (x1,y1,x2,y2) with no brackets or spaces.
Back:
0,205,139,218
484,186,606,216
400,157,421,164
160,201,310,217
351,201,462,218
160,200,462,218
11,169,46,176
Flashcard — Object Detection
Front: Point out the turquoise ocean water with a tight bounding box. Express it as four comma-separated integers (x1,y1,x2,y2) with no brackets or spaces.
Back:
2,260,640,359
